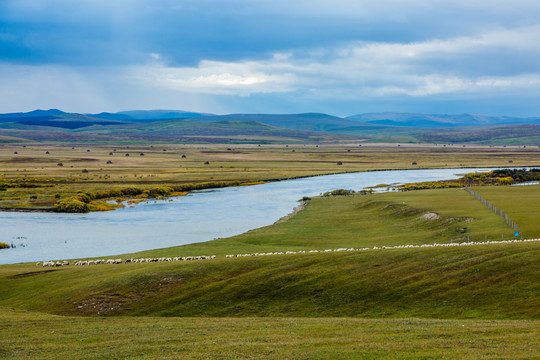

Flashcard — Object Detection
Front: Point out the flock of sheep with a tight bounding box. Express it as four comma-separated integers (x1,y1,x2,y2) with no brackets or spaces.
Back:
38,238,539,267
39,255,216,267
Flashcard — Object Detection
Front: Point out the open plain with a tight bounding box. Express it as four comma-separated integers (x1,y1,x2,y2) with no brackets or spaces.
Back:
2,144,540,358
1,143,539,211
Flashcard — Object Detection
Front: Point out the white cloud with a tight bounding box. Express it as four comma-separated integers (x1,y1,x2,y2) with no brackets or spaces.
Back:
133,59,298,95
2,24,540,114
127,25,540,100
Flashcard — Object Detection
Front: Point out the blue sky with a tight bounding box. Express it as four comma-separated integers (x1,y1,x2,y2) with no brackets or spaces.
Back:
1,0,540,116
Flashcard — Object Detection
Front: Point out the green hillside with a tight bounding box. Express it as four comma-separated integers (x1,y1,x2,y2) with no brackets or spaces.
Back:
0,119,357,144
2,186,540,319
2,184,540,358
2,310,538,359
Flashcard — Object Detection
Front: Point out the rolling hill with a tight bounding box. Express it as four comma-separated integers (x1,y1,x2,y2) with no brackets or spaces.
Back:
347,112,540,128
0,115,360,144
2,109,540,144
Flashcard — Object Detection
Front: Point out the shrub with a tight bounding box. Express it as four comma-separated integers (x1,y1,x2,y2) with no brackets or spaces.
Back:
323,189,355,197
0,242,9,249
497,176,514,185
149,186,173,197
75,192,95,203
87,201,123,212
120,187,143,196
55,198,89,213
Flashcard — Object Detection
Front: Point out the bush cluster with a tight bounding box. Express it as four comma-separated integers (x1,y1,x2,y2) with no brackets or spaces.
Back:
398,168,540,191
54,198,89,213
322,189,355,197
54,181,246,212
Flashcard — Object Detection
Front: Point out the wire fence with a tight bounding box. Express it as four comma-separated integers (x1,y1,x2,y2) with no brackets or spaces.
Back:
465,187,521,234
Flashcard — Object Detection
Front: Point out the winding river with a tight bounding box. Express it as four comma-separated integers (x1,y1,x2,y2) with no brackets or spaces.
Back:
0,168,492,264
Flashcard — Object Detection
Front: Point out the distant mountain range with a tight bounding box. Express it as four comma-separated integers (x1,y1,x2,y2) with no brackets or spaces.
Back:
2,108,540,128
2,109,540,144
91,110,214,121
346,112,540,127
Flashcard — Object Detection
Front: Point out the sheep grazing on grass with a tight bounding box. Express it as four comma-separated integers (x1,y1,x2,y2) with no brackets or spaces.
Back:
42,260,69,267
39,239,540,269
106,259,122,264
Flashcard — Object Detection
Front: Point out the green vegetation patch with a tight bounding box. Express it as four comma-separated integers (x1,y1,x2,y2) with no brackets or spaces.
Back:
52,181,246,212
129,187,514,259
398,168,540,191
1,243,540,319
0,309,539,359
3,187,536,319
473,184,540,239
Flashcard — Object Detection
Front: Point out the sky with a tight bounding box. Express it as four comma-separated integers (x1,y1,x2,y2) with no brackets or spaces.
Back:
1,0,540,116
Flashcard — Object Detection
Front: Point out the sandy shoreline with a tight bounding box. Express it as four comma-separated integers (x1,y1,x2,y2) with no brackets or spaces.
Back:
274,201,306,224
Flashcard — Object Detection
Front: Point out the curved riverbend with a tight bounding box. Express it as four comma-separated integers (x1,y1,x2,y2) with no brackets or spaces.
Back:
0,168,492,264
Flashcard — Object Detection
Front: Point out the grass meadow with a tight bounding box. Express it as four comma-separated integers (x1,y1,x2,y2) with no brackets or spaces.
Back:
2,144,540,358
1,142,540,210
1,310,539,359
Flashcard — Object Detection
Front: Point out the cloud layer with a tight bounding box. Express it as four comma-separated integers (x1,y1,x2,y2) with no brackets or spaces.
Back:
1,0,540,115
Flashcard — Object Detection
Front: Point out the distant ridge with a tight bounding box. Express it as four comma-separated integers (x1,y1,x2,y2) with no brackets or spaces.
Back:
115,110,213,120
0,109,66,119
346,112,540,127
88,112,135,121
186,113,365,132
2,109,540,128
2,108,540,144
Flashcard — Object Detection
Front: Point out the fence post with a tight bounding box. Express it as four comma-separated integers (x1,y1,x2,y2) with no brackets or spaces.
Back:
465,186,521,237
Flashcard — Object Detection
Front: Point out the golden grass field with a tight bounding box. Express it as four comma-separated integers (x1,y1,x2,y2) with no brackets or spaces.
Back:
1,142,539,210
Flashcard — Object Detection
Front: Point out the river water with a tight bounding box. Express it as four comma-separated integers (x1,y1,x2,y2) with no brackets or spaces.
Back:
0,168,492,264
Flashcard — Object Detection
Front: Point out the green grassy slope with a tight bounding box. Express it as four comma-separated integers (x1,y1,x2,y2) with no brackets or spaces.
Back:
418,124,540,144
1,243,539,319
1,185,540,358
0,118,358,144
473,184,540,238
2,187,539,319
126,187,517,259
1,309,539,359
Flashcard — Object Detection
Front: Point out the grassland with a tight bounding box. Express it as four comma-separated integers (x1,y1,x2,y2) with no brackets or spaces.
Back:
473,185,540,238
1,142,540,210
2,241,540,319
123,187,521,260
3,186,540,320
3,143,540,358
1,309,539,359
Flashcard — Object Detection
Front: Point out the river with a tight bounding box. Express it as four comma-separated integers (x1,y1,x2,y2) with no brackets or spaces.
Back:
0,168,492,264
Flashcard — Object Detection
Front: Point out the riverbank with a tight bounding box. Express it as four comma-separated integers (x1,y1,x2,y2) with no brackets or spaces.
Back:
0,207,58,213
2,143,540,212
274,201,306,224
0,168,498,265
